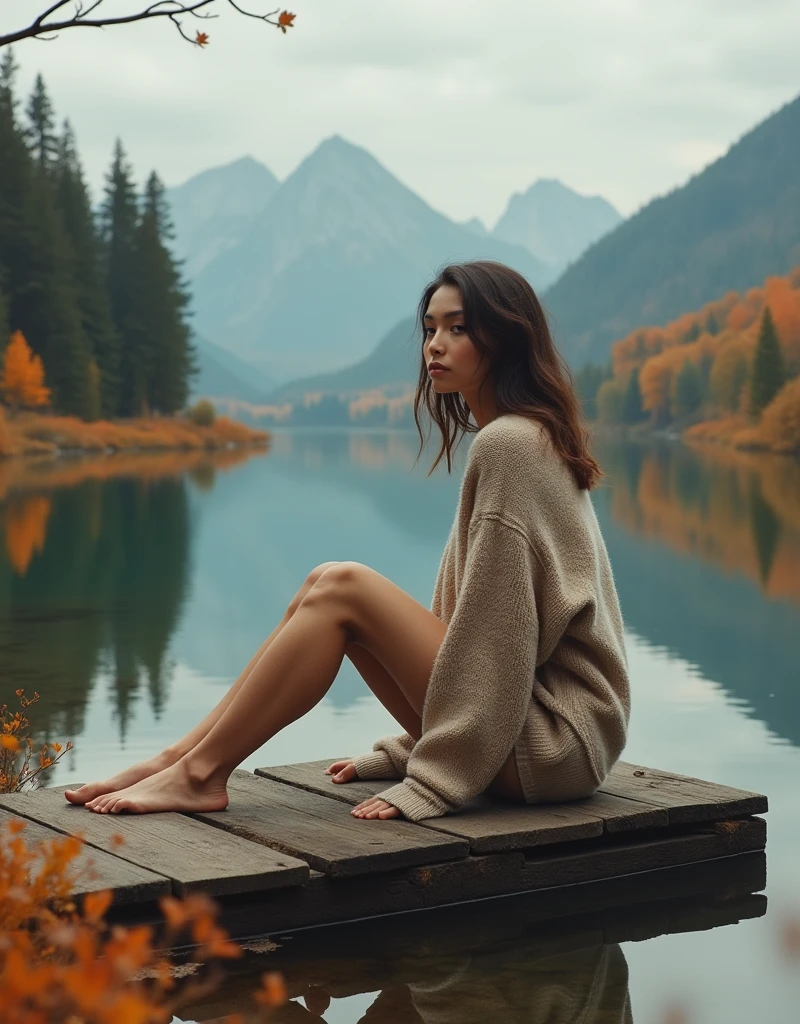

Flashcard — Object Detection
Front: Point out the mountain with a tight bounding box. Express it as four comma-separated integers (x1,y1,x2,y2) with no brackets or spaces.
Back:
265,316,418,402
167,156,280,277
191,334,274,404
461,217,489,236
188,136,556,383
543,93,800,368
493,178,622,273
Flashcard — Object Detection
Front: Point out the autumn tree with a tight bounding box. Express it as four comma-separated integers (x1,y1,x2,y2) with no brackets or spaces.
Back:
710,343,748,413
750,306,786,417
0,330,51,411
596,378,625,424
0,3,298,48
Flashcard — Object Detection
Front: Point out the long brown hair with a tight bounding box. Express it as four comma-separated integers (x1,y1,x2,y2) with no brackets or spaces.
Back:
412,260,602,489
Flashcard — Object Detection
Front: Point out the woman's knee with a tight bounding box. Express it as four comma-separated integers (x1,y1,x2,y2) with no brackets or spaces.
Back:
286,562,342,616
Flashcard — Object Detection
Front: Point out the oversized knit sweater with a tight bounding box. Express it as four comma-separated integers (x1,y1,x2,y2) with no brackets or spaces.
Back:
351,413,630,822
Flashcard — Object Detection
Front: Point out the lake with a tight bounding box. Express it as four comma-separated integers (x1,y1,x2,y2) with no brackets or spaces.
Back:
1,429,799,1022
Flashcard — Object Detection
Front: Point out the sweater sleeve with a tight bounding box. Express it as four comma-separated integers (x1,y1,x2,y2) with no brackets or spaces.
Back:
375,513,540,821
350,731,415,780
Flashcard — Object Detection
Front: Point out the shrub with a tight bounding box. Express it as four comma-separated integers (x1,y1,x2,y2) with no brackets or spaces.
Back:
186,400,216,428
0,819,287,1023
1,690,72,793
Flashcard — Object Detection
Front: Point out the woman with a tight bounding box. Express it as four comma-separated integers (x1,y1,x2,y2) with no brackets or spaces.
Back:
65,260,630,819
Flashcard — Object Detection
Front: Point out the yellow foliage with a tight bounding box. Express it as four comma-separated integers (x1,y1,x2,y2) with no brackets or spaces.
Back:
1,332,51,410
756,377,800,454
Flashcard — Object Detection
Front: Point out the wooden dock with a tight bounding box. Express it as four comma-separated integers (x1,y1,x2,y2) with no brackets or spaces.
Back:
0,759,767,937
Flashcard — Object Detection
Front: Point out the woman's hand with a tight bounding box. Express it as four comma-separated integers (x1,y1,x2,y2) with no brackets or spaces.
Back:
351,796,401,820
324,759,358,783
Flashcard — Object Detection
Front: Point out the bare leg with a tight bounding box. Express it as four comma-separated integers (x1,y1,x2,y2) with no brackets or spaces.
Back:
85,561,523,816
65,561,343,804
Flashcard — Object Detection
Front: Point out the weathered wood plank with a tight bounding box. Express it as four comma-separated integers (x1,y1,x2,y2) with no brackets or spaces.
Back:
200,816,767,937
600,763,768,823
0,808,168,906
255,760,386,806
191,770,469,877
256,759,669,853
0,784,310,897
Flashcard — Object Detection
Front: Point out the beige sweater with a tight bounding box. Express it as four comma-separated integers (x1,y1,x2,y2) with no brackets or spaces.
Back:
351,413,630,821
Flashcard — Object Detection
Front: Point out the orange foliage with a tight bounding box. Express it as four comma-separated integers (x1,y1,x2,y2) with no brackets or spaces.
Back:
608,267,800,434
1,332,51,411
0,816,287,1023
1,690,72,794
0,448,263,510
4,495,51,575
0,411,269,459
611,271,800,380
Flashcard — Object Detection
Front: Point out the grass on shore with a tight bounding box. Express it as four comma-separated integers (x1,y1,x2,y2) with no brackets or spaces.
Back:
0,409,269,458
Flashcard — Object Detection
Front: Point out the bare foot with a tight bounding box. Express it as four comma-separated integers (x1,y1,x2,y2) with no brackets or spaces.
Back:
64,749,181,805
85,759,229,815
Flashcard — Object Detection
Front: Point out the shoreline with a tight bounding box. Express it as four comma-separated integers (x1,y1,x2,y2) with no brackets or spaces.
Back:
0,411,270,461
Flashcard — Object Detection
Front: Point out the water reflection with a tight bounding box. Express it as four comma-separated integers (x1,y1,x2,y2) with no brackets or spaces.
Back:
1,432,799,754
0,449,265,742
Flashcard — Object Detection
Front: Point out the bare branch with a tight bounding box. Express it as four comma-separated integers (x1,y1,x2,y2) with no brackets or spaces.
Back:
0,0,293,49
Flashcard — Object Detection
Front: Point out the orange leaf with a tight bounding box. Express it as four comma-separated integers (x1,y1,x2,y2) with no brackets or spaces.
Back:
278,10,296,33
196,31,209,46
1,734,20,752
83,889,114,922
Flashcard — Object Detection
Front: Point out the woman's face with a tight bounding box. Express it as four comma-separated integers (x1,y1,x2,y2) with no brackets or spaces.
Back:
423,285,488,397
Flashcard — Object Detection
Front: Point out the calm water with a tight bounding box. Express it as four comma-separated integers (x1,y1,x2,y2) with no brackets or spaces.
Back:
1,430,799,1022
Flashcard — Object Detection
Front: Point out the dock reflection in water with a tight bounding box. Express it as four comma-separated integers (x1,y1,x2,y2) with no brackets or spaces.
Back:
175,853,766,1024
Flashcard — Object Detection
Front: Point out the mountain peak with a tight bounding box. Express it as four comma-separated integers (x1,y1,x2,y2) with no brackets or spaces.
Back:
493,178,622,272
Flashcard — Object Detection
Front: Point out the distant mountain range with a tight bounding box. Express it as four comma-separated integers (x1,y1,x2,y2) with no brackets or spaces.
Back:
493,178,622,276
167,156,279,279
182,136,559,386
190,333,274,405
178,89,800,405
544,92,800,366
171,142,622,398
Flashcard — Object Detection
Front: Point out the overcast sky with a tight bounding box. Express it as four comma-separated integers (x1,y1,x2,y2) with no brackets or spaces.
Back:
5,0,800,227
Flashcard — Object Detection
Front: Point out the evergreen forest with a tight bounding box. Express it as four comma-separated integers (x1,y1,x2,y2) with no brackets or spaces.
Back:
0,50,195,421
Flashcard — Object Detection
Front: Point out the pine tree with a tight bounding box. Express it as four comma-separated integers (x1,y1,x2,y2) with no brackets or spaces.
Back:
0,276,8,344
25,74,58,174
0,49,91,417
134,171,196,414
671,360,703,419
101,139,145,416
749,305,786,417
621,369,644,424
55,120,120,417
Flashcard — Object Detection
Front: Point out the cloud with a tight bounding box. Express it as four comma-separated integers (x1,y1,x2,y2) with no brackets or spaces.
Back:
4,0,800,225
